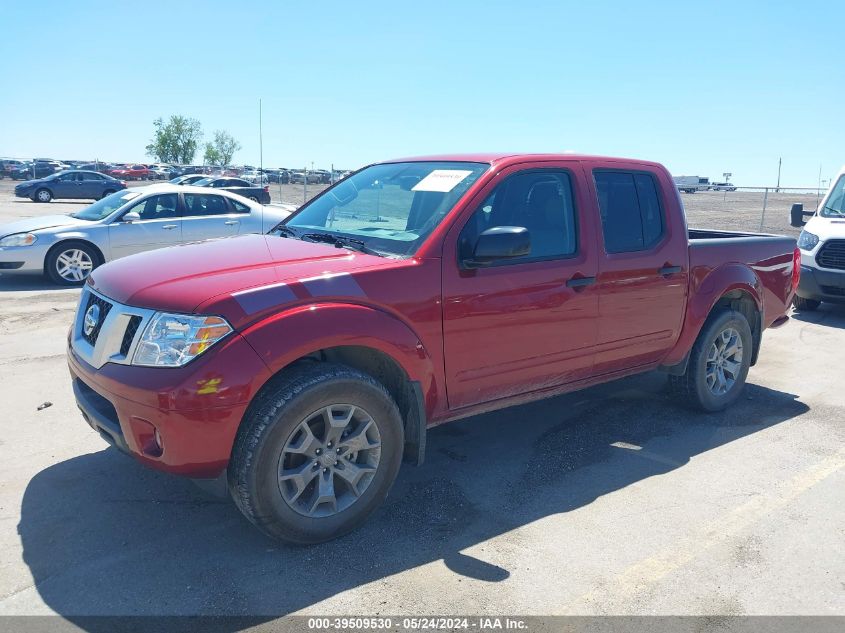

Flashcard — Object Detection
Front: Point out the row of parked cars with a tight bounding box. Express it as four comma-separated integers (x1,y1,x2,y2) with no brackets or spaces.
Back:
1,158,351,185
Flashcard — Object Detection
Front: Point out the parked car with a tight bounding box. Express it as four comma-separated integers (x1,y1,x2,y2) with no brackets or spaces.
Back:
10,162,57,180
169,173,211,186
0,184,293,285
1,159,27,175
64,153,798,543
240,171,269,185
109,164,151,181
288,170,309,184
711,182,737,191
791,164,845,311
266,169,290,184
14,170,126,202
149,165,172,180
673,175,711,193
193,177,272,204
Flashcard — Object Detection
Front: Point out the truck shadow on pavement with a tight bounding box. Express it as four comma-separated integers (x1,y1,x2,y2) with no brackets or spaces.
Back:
791,303,845,330
17,372,808,625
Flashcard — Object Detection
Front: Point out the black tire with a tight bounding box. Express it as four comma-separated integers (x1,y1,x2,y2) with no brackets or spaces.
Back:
100,189,115,199
248,196,259,202
668,309,753,412
44,240,100,286
34,188,52,203
228,363,404,544
793,296,820,312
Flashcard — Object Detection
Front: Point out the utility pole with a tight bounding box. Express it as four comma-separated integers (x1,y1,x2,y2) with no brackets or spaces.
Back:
259,98,264,192
776,157,782,192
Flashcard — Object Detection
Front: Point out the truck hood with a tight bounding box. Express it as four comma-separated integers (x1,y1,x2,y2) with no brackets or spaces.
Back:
89,234,388,318
0,214,86,238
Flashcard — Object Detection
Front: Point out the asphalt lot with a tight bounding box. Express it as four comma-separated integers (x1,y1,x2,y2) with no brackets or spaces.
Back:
0,180,842,620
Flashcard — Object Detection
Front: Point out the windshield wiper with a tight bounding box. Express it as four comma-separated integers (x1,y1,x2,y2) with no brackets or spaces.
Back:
823,205,845,216
300,232,385,257
273,225,299,238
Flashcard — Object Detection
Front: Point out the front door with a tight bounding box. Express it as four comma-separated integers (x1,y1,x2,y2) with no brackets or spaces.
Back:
107,192,181,259
442,164,599,409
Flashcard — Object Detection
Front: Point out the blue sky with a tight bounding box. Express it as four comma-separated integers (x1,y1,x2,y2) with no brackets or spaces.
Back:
1,0,842,186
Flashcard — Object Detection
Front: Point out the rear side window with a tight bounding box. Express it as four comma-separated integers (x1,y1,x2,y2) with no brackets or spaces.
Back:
230,199,251,214
183,193,230,216
594,171,664,253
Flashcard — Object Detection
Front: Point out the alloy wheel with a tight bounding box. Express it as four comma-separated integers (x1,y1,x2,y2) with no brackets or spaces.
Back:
278,404,381,518
55,249,93,282
705,327,743,395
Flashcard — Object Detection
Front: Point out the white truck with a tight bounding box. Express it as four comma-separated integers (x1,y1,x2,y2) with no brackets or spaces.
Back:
673,175,711,193
791,164,845,310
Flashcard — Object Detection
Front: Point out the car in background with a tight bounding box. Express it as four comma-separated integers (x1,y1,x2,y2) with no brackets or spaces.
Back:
193,177,272,204
10,162,57,180
288,170,308,184
149,165,172,179
169,173,210,186
109,164,152,181
711,182,737,191
792,164,845,311
266,169,291,184
14,170,127,202
0,184,294,285
240,170,269,185
2,159,28,175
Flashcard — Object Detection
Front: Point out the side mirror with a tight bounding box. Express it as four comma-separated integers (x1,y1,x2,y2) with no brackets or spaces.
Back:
122,211,141,223
790,203,811,228
465,226,530,268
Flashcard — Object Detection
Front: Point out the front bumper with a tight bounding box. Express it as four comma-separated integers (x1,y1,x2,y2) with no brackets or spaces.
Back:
14,188,34,199
67,332,273,478
797,265,845,303
0,243,49,273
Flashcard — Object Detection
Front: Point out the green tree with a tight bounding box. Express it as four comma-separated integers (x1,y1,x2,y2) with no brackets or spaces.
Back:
203,130,242,166
145,115,203,164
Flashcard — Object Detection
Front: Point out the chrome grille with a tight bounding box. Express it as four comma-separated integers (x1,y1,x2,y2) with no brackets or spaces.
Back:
71,288,155,369
817,239,845,271
81,293,113,346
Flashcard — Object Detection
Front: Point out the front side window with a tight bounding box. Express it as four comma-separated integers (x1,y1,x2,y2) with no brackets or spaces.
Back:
821,175,845,218
594,171,665,253
125,194,178,220
459,170,577,264
282,161,488,257
183,193,230,216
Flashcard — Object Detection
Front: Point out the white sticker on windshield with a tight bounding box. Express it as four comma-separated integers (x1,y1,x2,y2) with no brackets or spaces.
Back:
412,169,473,193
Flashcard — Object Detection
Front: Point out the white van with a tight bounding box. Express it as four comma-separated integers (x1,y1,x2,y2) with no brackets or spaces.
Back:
793,165,845,310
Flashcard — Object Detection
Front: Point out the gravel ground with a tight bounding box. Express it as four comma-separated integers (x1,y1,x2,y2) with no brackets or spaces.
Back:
0,176,842,622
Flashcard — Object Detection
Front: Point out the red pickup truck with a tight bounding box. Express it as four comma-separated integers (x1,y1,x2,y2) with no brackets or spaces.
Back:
67,154,799,543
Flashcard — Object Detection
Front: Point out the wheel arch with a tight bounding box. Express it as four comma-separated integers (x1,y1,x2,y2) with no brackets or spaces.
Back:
661,269,763,374
44,238,106,269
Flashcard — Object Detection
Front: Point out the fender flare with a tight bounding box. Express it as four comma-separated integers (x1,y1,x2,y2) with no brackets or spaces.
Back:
662,263,762,367
240,301,440,416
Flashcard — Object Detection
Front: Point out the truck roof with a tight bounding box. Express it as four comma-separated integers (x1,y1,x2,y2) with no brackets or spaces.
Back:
383,153,665,168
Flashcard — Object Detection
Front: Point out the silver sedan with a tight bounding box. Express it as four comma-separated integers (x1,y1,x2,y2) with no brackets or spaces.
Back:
0,184,294,285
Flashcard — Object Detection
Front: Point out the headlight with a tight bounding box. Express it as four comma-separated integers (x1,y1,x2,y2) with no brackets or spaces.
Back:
0,233,37,247
132,313,232,367
797,230,819,251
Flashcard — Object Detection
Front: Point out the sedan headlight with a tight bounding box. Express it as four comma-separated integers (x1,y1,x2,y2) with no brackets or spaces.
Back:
0,233,37,247
797,230,819,251
132,313,232,367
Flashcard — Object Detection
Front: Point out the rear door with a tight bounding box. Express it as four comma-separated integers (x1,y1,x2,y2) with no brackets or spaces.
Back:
107,192,181,258
79,172,104,198
181,192,241,241
441,162,599,409
585,162,688,374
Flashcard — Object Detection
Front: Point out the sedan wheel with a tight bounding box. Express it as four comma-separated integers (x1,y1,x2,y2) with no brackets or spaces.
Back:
35,189,52,203
46,244,97,285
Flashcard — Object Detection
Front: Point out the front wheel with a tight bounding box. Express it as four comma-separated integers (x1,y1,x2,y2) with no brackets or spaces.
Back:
34,188,52,203
669,309,753,412
228,363,404,544
45,241,98,285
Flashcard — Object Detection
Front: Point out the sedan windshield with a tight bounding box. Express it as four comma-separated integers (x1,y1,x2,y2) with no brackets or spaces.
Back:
821,175,845,218
280,161,488,257
71,190,142,221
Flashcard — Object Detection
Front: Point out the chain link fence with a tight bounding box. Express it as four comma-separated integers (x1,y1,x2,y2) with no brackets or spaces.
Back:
680,187,823,238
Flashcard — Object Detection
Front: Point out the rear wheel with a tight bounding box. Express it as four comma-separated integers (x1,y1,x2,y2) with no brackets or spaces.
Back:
248,196,259,202
793,296,821,311
45,241,98,285
228,363,404,544
100,189,115,199
669,309,753,412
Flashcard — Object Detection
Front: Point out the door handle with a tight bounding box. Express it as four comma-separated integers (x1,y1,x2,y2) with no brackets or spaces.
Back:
658,265,682,276
566,276,596,288
162,224,178,230
224,220,239,225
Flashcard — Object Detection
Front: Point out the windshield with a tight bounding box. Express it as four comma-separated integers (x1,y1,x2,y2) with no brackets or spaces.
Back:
821,175,845,218
71,190,142,221
280,161,488,257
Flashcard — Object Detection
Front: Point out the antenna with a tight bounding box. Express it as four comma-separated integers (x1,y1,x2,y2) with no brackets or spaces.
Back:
259,98,264,186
